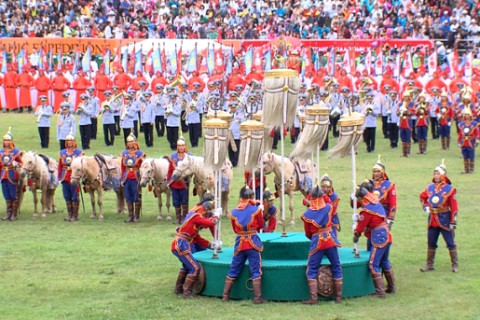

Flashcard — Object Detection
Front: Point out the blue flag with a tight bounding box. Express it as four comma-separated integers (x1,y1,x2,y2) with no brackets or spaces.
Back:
17,48,24,73
121,47,128,73
1,51,7,73
72,50,80,75
169,48,177,75
244,47,253,75
152,46,162,74
225,48,233,75
48,49,53,72
264,48,271,71
186,46,197,73
134,47,142,73
38,47,44,70
82,46,91,73
207,46,215,76
104,49,110,75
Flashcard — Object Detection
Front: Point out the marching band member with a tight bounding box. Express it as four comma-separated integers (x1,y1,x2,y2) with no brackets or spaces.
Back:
58,130,83,222
0,128,22,221
121,133,145,223
179,82,191,133
171,193,218,298
60,92,74,114
387,91,400,149
185,90,202,148
222,186,267,304
398,96,413,157
302,185,343,304
436,91,455,150
76,94,93,150
227,101,243,166
110,85,123,136
137,81,148,134
380,84,392,139
154,84,166,138
427,87,442,140
101,90,118,147
86,86,100,140
140,90,155,148
165,92,182,150
34,95,54,149
292,94,307,144
57,102,76,150
362,92,379,153
419,160,459,272
120,94,137,144
415,93,430,154
457,107,479,174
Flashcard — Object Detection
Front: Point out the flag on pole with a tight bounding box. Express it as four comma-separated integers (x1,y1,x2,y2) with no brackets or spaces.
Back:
104,49,111,75
465,51,473,79
300,48,306,78
314,50,321,72
72,48,80,75
342,50,351,74
48,49,54,72
82,45,91,73
134,46,143,74
365,49,372,75
375,49,383,76
215,47,224,71
402,50,413,77
328,49,336,76
427,51,437,75
446,50,458,78
17,48,24,73
121,46,128,72
152,45,162,74
264,48,271,71
177,44,182,73
207,44,215,75
38,47,44,70
244,46,253,75
56,49,62,70
225,47,233,74
186,45,197,73
1,51,7,73
112,44,121,70
169,46,178,75
394,53,400,79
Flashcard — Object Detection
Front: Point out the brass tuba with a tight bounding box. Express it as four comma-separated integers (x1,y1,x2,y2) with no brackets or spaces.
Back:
169,75,183,87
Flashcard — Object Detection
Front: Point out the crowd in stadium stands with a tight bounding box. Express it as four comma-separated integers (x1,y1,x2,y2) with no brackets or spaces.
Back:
0,0,479,46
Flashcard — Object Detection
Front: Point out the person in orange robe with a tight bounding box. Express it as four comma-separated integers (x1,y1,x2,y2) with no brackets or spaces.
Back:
379,70,399,95
51,70,71,112
337,69,354,92
227,68,246,92
245,67,264,85
131,70,148,91
113,67,132,91
424,71,447,95
94,69,112,103
448,72,469,94
3,64,18,112
187,70,206,92
34,69,51,106
150,71,169,91
72,70,92,108
15,66,34,112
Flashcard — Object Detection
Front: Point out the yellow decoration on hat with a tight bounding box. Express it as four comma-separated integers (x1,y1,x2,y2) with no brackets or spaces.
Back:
3,126,12,141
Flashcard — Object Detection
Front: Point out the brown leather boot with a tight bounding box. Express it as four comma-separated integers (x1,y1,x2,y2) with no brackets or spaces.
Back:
449,249,458,272
125,202,134,222
417,140,423,154
10,200,19,221
470,159,474,173
371,273,386,298
462,159,469,174
302,278,318,304
446,137,450,149
402,142,407,157
71,202,79,221
423,139,427,154
134,202,141,222
384,269,396,294
2,200,12,221
406,142,411,157
64,201,73,221
420,247,436,272
174,270,188,294
222,276,235,302
175,206,182,224
441,137,446,150
181,204,189,222
252,278,267,304
333,278,343,303
183,274,198,298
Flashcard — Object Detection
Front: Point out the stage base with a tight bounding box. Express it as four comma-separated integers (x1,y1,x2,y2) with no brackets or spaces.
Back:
194,232,375,301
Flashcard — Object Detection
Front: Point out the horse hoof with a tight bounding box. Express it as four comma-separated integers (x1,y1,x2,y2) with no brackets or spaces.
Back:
289,220,295,226
41,213,47,218
99,216,104,221
90,214,96,219
33,213,38,218
157,215,163,221
166,216,172,221
277,220,283,225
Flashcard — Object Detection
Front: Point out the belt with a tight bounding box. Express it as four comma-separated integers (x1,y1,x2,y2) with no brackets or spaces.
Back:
175,233,192,242
63,167,71,171
372,222,388,231
313,227,332,235
128,168,138,172
236,230,257,236
431,207,449,214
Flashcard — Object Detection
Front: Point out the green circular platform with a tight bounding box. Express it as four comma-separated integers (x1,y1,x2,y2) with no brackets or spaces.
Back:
194,232,375,301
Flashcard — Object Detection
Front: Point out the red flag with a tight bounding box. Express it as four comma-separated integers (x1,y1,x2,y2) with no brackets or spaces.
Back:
253,47,263,70
177,45,182,73
112,45,121,70
214,48,225,71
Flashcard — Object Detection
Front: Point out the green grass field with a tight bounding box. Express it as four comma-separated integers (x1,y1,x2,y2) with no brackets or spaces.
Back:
0,113,479,320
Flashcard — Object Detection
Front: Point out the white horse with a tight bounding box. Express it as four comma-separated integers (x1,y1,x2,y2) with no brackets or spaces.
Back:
139,157,172,221
172,154,233,216
261,151,316,225
70,155,125,221
19,151,58,218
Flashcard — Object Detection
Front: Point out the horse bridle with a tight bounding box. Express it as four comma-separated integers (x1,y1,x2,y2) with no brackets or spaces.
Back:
71,157,87,182
22,153,38,177
173,155,194,178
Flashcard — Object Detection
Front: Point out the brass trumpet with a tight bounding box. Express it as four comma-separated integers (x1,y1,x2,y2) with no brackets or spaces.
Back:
36,107,43,123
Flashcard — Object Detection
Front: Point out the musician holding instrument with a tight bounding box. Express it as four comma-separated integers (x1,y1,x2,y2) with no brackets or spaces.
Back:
60,92,74,114
76,94,93,150
414,93,430,155
228,101,243,167
292,94,307,144
34,95,54,149
101,90,117,147
387,91,400,149
120,94,137,144
86,87,100,140
362,92,380,153
435,91,455,150
165,93,182,150
57,103,76,150
398,95,413,157
154,84,166,138
185,90,202,148
179,83,191,133
140,90,155,148
110,85,123,136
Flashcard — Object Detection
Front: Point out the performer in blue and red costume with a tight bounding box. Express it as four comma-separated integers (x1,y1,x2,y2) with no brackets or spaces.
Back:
301,185,343,304
260,188,277,233
419,160,459,273
354,181,395,298
320,173,341,238
0,127,22,221
58,130,83,221
167,137,192,224
171,193,218,298
370,156,397,238
222,186,266,304
457,107,479,174
121,133,145,222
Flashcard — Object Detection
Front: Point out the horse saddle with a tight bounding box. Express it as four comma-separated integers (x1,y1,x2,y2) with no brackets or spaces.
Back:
39,153,57,173
94,154,118,171
292,159,314,193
